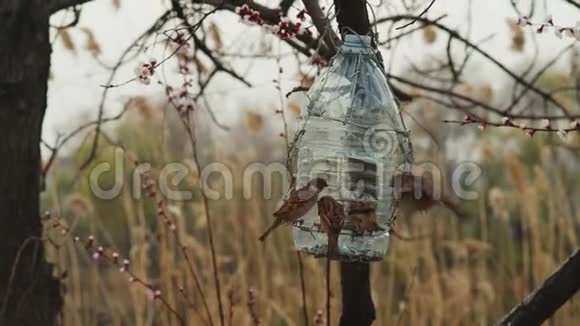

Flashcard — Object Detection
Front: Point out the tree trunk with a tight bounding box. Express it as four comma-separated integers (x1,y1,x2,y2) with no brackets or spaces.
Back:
333,1,377,325
497,249,580,325
0,5,62,326
339,263,376,326
334,0,372,38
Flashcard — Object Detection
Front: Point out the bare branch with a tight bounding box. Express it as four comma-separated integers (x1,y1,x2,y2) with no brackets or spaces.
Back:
280,0,296,15
41,99,132,178
504,44,574,115
562,0,580,10
302,0,340,53
497,249,580,325
395,0,437,30
48,0,93,14
375,15,575,118
387,73,580,121
77,11,172,172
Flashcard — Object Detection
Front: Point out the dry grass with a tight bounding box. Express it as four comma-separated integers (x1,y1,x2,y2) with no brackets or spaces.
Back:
42,101,580,326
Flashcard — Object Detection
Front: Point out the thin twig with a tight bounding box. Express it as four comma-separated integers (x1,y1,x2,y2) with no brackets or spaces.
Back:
297,251,309,326
78,11,172,173
395,0,437,30
181,246,216,326
326,257,331,326
181,113,226,326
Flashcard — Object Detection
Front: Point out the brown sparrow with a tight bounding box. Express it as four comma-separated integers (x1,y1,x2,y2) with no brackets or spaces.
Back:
345,201,385,235
259,178,328,241
392,172,463,218
317,196,345,258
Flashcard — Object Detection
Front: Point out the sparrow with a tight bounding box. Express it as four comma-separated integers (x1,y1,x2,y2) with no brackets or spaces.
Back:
392,172,463,218
317,196,345,258
345,201,385,235
259,178,328,241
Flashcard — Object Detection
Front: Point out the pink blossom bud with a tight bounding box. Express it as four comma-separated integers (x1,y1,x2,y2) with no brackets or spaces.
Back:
563,28,575,38
399,301,407,311
86,236,95,248
314,308,324,325
557,129,568,140
517,16,530,27
120,259,130,272
502,117,514,126
542,119,551,129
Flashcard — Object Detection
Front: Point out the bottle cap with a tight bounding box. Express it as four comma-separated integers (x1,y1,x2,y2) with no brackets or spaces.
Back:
343,34,372,49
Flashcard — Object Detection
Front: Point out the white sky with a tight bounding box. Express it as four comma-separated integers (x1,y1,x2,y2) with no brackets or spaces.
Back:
44,0,579,157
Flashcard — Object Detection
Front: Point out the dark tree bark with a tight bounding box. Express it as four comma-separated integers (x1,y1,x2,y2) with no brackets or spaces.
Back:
332,1,377,325
334,0,372,38
497,249,580,325
339,263,376,326
0,3,62,326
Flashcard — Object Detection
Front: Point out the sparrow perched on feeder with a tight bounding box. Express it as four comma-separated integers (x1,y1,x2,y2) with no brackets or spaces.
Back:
345,201,385,235
259,178,328,241
318,196,345,258
392,172,463,218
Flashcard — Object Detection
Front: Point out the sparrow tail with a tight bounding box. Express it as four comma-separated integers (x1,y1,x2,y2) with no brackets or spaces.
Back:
258,219,282,242
327,233,339,259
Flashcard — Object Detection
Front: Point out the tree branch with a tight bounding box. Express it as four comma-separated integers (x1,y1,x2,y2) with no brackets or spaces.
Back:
563,0,580,10
375,15,573,117
279,0,296,15
48,0,93,14
334,0,371,36
497,249,580,325
302,0,340,53
339,263,375,326
395,0,437,30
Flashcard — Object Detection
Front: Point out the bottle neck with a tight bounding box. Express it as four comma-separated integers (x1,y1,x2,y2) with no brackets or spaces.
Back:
340,34,373,54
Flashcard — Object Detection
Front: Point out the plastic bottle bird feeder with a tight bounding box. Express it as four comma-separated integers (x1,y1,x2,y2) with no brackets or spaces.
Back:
292,35,413,262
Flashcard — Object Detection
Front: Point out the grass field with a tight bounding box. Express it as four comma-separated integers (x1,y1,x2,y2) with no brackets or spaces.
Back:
42,97,580,325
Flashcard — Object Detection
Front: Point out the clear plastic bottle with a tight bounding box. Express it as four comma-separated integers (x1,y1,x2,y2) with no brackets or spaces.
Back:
292,35,413,262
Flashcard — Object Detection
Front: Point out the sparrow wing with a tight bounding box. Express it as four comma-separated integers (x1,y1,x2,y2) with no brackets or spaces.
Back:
346,201,376,214
273,194,317,218
295,186,319,201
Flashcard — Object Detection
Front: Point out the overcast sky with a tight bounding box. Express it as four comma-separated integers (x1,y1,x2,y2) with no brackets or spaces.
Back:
44,0,578,157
